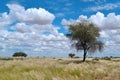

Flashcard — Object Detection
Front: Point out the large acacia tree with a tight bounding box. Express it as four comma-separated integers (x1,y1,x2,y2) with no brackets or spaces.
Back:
66,20,104,62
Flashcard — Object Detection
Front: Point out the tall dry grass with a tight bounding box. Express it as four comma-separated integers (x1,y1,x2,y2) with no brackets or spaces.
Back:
0,58,120,80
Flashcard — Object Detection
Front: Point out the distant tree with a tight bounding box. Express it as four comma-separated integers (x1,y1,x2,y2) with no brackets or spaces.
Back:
66,20,104,62
12,52,27,57
69,53,75,58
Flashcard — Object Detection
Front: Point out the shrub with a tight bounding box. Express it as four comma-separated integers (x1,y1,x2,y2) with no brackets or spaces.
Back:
74,56,80,58
101,57,111,60
58,59,62,60
92,58,99,61
12,52,27,57
68,53,75,58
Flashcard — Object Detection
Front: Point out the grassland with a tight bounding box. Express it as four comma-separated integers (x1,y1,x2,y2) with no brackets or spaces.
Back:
0,57,120,80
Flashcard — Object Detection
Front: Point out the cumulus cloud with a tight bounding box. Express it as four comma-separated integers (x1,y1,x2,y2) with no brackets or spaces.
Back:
12,23,52,33
0,12,13,27
0,28,70,56
61,18,76,25
0,4,71,57
89,12,120,30
0,4,55,26
62,12,120,30
11,23,29,33
7,4,55,25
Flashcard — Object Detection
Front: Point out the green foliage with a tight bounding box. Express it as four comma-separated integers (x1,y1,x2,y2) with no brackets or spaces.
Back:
12,52,27,57
66,20,104,61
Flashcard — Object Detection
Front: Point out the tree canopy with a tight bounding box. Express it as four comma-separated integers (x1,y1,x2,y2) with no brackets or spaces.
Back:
66,20,104,62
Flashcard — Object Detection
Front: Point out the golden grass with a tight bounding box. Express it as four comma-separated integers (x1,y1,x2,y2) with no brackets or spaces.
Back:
0,58,120,80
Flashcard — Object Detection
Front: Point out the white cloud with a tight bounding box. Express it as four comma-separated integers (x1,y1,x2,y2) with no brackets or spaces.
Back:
82,0,107,4
89,12,120,30
12,23,53,33
100,31,109,38
61,18,76,25
11,23,29,33
64,12,120,30
0,29,70,56
85,3,120,12
55,13,65,17
89,12,104,28
0,4,71,57
7,4,55,25
0,12,13,27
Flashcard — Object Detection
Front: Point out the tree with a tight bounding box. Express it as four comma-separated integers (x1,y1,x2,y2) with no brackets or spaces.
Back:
69,53,75,58
12,52,27,57
66,20,104,62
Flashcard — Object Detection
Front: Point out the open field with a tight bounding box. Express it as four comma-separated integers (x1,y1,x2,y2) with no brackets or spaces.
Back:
0,57,120,80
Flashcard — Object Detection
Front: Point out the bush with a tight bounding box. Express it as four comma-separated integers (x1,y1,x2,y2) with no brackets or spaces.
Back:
92,58,99,61
74,56,80,58
12,52,27,57
101,57,111,60
68,53,75,58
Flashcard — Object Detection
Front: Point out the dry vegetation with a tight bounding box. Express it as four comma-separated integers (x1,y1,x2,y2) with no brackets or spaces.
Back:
0,57,120,80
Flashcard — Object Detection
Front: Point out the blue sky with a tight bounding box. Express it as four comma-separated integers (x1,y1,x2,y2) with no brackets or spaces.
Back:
0,0,120,57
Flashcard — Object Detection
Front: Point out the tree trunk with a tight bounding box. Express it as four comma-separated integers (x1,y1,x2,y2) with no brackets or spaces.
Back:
83,49,87,62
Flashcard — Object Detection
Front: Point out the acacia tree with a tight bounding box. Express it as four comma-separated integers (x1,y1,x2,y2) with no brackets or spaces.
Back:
66,20,104,62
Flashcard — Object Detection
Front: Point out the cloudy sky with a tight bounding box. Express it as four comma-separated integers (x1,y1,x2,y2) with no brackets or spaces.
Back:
0,0,120,57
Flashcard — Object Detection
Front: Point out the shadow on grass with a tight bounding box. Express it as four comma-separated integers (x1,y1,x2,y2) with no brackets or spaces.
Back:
0,57,13,61
0,57,27,61
112,59,120,62
59,59,99,65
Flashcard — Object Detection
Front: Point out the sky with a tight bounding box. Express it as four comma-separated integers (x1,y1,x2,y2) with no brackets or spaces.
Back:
0,0,120,57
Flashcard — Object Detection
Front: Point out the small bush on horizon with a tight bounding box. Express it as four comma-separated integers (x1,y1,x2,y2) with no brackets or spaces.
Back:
101,57,111,60
12,52,27,57
92,58,99,61
68,53,75,58
74,56,80,58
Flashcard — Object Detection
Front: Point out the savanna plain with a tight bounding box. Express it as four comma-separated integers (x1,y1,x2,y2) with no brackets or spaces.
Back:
0,57,120,80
